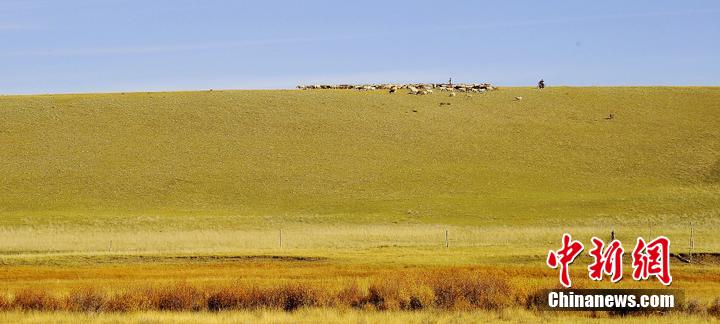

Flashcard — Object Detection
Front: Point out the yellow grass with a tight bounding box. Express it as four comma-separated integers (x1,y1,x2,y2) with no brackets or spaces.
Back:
1,87,720,321
2,87,719,225
0,309,718,324
1,87,719,254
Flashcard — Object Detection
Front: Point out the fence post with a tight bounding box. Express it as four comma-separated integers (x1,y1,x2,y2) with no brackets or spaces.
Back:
689,222,694,263
445,229,449,248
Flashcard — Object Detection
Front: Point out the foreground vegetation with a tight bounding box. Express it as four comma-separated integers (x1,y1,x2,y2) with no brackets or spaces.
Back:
0,274,718,320
3,309,719,324
1,87,719,321
1,270,517,312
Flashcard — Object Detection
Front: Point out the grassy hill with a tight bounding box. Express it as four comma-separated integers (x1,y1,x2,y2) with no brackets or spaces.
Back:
1,87,719,253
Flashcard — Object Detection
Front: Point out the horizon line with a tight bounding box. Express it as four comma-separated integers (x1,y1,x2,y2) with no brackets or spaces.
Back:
2,85,720,97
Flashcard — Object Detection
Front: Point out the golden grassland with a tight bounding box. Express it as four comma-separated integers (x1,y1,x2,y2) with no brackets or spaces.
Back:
1,87,720,321
0,270,517,311
2,309,718,324
0,270,718,320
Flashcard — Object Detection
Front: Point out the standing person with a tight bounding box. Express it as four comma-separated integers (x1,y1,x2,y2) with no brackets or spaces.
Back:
538,79,545,89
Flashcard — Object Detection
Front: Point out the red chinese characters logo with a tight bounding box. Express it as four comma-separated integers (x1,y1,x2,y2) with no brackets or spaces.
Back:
632,236,672,286
546,234,584,288
588,237,625,283
547,234,672,287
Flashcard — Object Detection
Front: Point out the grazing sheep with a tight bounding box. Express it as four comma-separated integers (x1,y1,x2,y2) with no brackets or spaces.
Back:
449,92,456,97
294,82,498,93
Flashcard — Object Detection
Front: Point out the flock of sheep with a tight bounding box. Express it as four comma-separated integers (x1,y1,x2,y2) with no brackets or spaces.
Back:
297,83,497,96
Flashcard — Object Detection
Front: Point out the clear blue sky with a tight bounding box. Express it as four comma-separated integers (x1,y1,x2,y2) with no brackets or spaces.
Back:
2,0,719,94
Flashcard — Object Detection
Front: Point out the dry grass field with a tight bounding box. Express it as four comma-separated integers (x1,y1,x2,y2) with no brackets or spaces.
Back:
1,309,718,324
1,87,719,322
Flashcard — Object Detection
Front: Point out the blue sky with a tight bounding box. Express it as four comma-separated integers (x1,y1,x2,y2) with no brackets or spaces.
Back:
1,0,719,94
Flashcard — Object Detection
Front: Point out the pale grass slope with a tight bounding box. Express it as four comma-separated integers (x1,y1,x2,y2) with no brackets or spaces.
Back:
0,87,719,254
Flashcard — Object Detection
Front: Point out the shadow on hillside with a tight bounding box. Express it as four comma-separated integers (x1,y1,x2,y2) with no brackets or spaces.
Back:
705,159,720,183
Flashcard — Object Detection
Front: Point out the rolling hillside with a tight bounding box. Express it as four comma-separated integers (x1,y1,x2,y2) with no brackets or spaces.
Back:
1,87,719,253
2,87,719,223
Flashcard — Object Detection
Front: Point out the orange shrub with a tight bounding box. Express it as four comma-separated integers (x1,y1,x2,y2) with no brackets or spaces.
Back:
149,283,206,311
708,297,720,318
366,277,435,311
272,284,329,311
334,282,367,309
207,288,244,311
13,289,61,311
102,289,153,312
0,293,10,311
425,270,512,310
64,288,108,312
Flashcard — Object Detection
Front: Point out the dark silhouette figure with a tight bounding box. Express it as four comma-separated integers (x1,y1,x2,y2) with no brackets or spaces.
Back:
538,79,545,89
605,113,614,120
